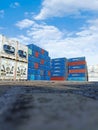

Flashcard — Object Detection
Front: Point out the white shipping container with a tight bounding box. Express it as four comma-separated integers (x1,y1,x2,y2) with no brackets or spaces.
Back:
0,58,16,80
16,61,28,80
88,72,98,77
0,35,17,59
88,65,98,81
88,77,98,82
88,65,98,73
17,42,28,62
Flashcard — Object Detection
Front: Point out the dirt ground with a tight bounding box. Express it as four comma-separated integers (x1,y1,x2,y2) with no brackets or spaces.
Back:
0,81,98,130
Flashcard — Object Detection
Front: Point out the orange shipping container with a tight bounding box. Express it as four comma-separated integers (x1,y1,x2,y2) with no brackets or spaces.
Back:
69,69,86,73
40,59,44,64
35,52,39,57
51,77,65,80
48,71,51,76
41,49,44,54
34,63,39,69
68,61,86,66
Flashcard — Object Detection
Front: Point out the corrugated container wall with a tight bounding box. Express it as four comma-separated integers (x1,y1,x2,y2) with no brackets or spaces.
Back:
16,42,28,80
0,58,16,80
0,34,28,81
51,58,67,81
88,65,98,81
28,44,51,80
67,57,88,81
16,61,28,80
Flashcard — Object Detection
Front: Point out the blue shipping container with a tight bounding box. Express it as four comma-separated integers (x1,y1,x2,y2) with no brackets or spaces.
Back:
44,76,50,80
44,71,49,76
28,56,34,62
45,62,51,66
28,62,35,68
35,75,41,80
39,65,46,70
34,46,41,52
51,64,66,69
28,43,51,81
40,70,44,76
52,58,67,62
51,59,67,64
68,73,86,77
68,57,85,62
68,65,86,69
30,75,35,80
51,63,66,67
44,66,51,71
28,74,31,80
40,54,49,60
51,70,66,73
43,51,48,56
28,44,41,52
28,68,34,75
28,74,35,80
67,77,87,81
31,69,41,75
32,57,40,63
40,76,45,80
45,57,51,61
51,73,66,77
27,44,34,50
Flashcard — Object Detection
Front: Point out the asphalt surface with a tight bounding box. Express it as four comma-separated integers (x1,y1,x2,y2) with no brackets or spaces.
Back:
0,81,98,130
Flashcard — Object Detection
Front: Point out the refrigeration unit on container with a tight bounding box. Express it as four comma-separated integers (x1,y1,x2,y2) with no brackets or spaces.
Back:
51,58,67,81
17,42,28,63
67,57,88,81
0,35,17,60
0,58,16,80
88,65,98,81
16,61,28,80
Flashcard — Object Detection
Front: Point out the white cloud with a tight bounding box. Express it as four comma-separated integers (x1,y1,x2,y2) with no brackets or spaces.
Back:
43,19,98,65
11,35,31,45
15,18,98,65
24,12,35,18
27,23,64,45
17,35,31,44
15,19,35,29
35,0,98,20
0,10,4,18
10,2,20,8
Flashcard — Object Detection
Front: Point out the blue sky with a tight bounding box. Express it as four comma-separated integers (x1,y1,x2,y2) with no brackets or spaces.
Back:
0,0,98,65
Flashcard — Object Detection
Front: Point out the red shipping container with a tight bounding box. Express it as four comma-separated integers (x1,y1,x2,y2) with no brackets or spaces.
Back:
35,52,39,57
69,69,86,73
34,63,39,69
51,77,65,81
48,71,51,76
41,49,44,54
68,61,86,66
40,59,44,64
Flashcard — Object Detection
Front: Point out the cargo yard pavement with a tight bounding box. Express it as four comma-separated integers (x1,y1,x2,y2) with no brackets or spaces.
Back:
0,81,98,130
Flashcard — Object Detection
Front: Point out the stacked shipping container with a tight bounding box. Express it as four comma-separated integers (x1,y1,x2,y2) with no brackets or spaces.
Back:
0,58,16,80
2,34,98,83
88,65,98,81
28,44,51,80
51,58,67,81
0,34,28,80
16,41,28,80
67,57,88,81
